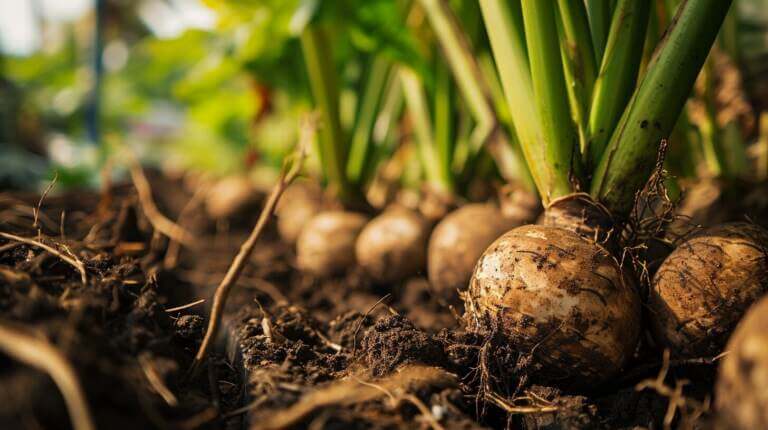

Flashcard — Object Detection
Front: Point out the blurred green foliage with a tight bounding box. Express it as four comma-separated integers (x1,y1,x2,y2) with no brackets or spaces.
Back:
1,0,766,191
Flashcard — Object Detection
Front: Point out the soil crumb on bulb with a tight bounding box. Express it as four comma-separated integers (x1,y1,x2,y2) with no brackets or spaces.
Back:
463,225,641,385
716,295,768,429
649,222,768,357
296,211,368,277
355,207,429,284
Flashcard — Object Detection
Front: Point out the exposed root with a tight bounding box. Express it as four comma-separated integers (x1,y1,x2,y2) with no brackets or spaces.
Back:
353,375,446,430
0,320,95,430
484,391,558,415
635,350,711,430
163,183,209,269
125,150,198,248
0,231,87,285
139,354,179,407
164,298,206,313
623,139,680,289
189,117,312,376
251,364,457,430
34,172,58,232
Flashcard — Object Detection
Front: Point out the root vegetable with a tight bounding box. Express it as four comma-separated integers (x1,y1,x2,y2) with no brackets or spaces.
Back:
715,295,768,429
648,222,768,357
463,224,641,385
498,183,542,224
276,181,324,244
355,207,429,284
427,204,523,298
205,176,260,219
296,211,368,277
538,193,614,243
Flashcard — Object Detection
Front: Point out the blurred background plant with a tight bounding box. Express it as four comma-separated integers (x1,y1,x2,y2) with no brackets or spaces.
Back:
1,0,768,193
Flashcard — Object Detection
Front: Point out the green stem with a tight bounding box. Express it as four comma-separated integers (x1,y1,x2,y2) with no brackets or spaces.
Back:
420,0,526,184
477,53,536,192
419,0,494,134
364,72,405,185
638,0,661,80
480,0,573,204
664,110,698,178
300,26,356,203
346,56,393,187
521,0,582,193
587,0,649,168
556,0,597,160
698,54,723,177
758,113,768,182
720,5,740,64
400,67,452,193
586,0,612,64
433,61,454,176
372,72,405,149
720,121,748,179
590,0,733,217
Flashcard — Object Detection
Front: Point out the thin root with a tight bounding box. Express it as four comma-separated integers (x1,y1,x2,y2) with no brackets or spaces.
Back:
125,150,198,248
635,349,711,430
0,320,95,430
189,116,314,376
139,354,179,407
0,231,87,285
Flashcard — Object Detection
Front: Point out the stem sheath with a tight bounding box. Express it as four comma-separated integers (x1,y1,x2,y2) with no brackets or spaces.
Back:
590,0,733,216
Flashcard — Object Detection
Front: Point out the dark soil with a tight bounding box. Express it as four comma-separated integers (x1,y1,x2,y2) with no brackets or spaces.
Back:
0,175,726,429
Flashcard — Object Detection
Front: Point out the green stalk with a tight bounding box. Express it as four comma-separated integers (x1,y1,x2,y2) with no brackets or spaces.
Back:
364,72,405,185
419,0,494,134
433,61,454,175
587,0,649,168
400,67,452,193
664,111,698,178
478,54,512,128
590,0,733,216
720,5,740,64
346,56,393,187
477,54,536,192
720,121,748,179
586,0,612,64
556,0,597,159
300,26,355,203
758,113,768,182
521,0,582,191
698,55,723,177
420,0,528,184
372,72,405,149
480,0,573,203
638,1,661,80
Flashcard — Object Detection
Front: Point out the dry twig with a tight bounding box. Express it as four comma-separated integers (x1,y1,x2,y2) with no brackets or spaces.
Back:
253,365,455,430
34,172,58,233
125,150,198,247
189,117,314,376
0,231,87,285
0,320,95,430
164,298,206,313
139,354,179,407
163,183,209,269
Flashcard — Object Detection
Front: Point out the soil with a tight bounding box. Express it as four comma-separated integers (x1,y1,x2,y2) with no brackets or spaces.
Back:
0,174,730,429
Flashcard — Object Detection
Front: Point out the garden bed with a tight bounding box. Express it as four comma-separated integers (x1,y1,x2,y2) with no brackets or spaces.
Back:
0,177,727,429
